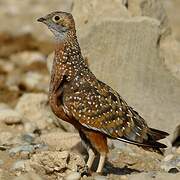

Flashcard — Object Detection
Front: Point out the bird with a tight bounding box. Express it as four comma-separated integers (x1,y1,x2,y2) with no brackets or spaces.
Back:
37,11,169,174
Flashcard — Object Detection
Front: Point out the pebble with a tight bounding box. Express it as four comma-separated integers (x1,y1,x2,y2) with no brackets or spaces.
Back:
0,131,13,145
111,140,127,149
21,72,47,90
24,122,37,133
10,51,46,67
8,145,34,156
161,164,174,172
64,172,81,180
34,144,48,151
0,109,22,125
21,133,35,144
164,154,174,162
11,160,26,171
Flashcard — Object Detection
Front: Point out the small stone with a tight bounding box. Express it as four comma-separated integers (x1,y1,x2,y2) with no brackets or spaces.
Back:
164,154,174,162
39,132,81,151
10,51,46,67
64,172,81,180
34,144,48,151
27,151,85,175
8,145,34,156
20,72,48,91
0,109,22,125
0,131,13,145
28,151,69,174
21,133,35,144
15,93,53,130
160,164,174,172
23,122,37,133
11,160,26,171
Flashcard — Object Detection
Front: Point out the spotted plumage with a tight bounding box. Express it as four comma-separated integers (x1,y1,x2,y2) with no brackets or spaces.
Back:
37,11,169,173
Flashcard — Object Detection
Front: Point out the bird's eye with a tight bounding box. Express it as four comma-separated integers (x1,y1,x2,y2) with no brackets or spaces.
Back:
52,15,60,22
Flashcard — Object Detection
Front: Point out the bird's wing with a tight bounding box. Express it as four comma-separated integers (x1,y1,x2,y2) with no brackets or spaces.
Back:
63,79,167,148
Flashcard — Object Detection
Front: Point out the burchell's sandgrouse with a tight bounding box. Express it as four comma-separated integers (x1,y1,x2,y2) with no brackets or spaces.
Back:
37,11,169,173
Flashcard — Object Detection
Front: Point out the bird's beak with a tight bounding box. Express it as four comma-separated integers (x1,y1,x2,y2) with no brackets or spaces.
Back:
37,17,46,23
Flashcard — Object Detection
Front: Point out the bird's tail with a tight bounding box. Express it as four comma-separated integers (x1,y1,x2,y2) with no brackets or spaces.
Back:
118,126,169,155
148,128,169,141
141,128,169,154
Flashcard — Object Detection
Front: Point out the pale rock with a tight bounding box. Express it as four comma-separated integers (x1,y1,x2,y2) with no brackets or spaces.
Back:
0,59,15,73
80,17,180,136
0,108,22,125
127,0,171,37
64,172,81,180
163,0,180,41
11,160,26,171
10,51,46,67
20,71,49,92
23,122,38,133
163,154,174,162
72,0,131,38
26,151,85,175
15,93,53,130
9,145,35,156
0,131,13,145
39,132,81,151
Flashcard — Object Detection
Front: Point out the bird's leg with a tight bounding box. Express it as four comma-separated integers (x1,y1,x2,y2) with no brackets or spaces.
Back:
86,148,95,169
96,153,106,173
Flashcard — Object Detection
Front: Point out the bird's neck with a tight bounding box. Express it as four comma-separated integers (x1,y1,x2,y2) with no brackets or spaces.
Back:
54,31,88,78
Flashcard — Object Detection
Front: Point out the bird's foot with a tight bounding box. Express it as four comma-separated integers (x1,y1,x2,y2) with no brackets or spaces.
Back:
77,164,92,176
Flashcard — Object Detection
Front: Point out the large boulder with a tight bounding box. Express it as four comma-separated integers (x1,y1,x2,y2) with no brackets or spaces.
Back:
72,0,130,38
79,17,180,136
126,0,171,38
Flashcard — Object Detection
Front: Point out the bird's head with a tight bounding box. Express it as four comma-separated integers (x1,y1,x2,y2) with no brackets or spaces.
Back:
37,11,76,40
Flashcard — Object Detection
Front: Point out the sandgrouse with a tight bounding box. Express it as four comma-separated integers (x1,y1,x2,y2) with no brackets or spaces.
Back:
37,11,169,173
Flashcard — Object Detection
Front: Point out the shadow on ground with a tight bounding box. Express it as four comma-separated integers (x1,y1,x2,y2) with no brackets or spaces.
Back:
103,161,141,176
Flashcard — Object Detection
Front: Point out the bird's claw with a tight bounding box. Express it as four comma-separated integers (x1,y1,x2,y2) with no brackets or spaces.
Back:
77,164,91,176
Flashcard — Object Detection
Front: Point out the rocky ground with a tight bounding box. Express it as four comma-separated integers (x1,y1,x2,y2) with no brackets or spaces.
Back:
0,0,179,179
